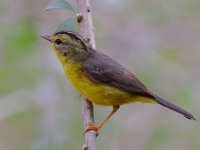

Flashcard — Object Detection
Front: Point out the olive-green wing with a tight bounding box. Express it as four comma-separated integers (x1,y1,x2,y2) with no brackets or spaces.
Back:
83,52,196,120
83,52,153,98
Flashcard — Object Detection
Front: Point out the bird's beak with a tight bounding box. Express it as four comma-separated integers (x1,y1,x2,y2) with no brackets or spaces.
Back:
40,35,53,42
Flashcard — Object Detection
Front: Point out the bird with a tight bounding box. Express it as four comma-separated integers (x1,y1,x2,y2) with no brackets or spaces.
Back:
41,30,195,133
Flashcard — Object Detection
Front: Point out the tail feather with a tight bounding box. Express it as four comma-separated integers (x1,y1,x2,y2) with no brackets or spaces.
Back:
154,95,196,120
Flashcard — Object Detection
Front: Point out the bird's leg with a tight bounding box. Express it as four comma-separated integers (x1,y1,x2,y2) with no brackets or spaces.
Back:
84,105,120,133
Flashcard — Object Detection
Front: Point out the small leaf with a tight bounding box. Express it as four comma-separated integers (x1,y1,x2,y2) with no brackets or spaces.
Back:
45,0,75,13
54,17,76,33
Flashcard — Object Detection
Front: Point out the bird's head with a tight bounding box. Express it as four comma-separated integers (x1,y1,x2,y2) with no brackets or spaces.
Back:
41,30,92,63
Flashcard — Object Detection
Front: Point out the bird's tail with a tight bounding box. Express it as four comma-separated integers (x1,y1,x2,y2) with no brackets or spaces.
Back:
153,94,196,120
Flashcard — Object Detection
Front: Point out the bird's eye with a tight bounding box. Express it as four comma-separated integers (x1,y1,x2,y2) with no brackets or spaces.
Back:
55,39,62,45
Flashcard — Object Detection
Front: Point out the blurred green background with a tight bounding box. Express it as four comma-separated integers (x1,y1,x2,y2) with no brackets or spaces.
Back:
0,0,199,150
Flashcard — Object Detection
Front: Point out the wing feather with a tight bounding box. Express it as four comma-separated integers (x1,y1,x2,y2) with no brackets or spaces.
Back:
82,52,196,120
83,52,153,98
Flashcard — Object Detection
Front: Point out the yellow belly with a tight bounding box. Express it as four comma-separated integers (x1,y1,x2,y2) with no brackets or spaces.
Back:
63,62,155,106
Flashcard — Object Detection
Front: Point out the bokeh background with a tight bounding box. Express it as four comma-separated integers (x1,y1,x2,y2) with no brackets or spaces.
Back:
0,0,199,150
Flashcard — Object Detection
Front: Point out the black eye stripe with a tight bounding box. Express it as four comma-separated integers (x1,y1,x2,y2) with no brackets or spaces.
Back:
54,31,88,51
55,39,62,45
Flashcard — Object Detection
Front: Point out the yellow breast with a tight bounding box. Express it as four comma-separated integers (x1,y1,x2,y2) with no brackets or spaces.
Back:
52,44,154,105
62,61,155,106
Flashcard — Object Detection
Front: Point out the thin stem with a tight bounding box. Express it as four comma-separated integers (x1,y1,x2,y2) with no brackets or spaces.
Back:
75,0,97,150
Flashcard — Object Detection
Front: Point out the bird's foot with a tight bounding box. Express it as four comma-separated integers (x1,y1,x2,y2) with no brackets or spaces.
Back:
84,122,99,133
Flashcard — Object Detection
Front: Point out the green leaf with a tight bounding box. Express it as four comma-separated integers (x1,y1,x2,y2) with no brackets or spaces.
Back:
45,0,75,13
54,17,76,32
